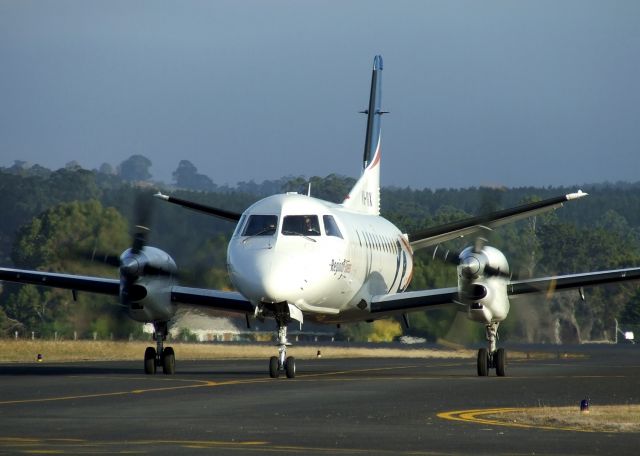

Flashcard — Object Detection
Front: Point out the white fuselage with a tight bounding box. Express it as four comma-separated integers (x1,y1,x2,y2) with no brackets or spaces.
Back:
227,193,413,324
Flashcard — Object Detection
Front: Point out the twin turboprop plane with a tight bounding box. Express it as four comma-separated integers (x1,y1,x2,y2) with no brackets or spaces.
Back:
2,55,640,378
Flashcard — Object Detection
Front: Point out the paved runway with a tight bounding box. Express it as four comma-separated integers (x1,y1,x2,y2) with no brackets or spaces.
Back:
0,345,639,455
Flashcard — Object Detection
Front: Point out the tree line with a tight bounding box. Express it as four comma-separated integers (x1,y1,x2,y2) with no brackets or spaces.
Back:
0,158,639,343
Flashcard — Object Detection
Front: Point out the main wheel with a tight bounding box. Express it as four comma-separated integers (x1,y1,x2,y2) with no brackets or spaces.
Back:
285,356,296,379
144,347,156,375
495,348,506,377
162,347,176,375
477,348,489,377
269,356,279,378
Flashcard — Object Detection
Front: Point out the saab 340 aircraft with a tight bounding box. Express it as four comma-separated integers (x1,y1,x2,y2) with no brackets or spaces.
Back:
2,55,640,378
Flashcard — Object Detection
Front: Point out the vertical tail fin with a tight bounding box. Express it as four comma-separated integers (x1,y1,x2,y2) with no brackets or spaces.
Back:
343,55,385,215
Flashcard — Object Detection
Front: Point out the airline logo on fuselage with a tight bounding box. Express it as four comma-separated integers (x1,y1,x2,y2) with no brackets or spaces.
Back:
330,259,352,275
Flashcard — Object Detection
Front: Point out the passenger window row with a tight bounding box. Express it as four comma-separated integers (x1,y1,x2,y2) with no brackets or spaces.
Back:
356,230,399,254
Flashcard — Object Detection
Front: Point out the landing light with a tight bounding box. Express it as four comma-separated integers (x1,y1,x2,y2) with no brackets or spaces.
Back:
624,331,634,341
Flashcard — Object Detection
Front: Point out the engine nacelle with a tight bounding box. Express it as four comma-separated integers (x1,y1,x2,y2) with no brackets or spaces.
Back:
457,245,511,324
119,246,178,323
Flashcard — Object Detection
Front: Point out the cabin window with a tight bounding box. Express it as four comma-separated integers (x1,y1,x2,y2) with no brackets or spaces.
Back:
323,215,343,239
242,215,278,236
282,215,321,236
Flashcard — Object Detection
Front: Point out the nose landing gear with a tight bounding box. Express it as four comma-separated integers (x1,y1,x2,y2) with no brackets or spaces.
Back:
144,321,176,375
477,322,506,377
268,321,296,379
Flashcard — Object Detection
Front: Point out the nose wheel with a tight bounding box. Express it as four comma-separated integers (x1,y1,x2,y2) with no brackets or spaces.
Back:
144,322,176,375
477,323,506,377
269,355,296,379
269,322,296,378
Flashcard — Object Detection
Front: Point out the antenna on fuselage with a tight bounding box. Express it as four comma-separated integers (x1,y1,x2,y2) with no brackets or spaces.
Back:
307,182,311,197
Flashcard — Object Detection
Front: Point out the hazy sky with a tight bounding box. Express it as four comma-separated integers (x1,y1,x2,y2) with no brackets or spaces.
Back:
1,1,639,189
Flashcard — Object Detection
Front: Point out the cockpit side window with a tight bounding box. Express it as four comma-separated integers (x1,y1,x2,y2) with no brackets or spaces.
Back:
232,214,247,237
242,215,278,236
282,215,321,236
323,215,343,239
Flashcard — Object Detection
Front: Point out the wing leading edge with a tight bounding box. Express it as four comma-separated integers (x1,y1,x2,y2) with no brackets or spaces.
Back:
0,267,120,296
409,191,587,251
369,266,640,318
507,267,640,296
0,267,254,316
170,286,254,314
154,192,242,222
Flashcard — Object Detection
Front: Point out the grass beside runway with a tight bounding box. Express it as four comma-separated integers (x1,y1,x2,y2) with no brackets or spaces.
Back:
0,339,581,364
0,339,477,363
486,404,640,433
439,405,640,433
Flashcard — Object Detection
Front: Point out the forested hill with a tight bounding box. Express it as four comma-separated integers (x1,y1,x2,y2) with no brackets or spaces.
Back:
0,163,639,343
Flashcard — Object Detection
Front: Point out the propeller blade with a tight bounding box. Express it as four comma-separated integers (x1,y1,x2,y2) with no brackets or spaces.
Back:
75,247,121,268
131,225,149,254
484,264,514,280
143,263,178,278
432,245,461,266
473,237,486,254
130,193,154,254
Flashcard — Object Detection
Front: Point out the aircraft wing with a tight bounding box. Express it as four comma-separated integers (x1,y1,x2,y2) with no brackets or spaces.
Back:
0,267,120,295
0,267,255,315
408,191,587,251
154,193,242,222
507,266,640,297
370,287,461,316
170,286,254,314
368,266,640,318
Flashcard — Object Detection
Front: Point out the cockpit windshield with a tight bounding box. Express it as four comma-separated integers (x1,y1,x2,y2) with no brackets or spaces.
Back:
242,215,278,236
282,215,321,236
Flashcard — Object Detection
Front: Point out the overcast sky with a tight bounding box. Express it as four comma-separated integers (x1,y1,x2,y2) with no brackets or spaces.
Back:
1,1,639,189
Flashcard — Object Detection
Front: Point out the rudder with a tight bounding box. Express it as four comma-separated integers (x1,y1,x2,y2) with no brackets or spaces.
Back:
343,55,385,215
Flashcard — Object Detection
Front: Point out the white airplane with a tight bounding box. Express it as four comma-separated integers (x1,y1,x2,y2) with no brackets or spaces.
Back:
2,55,640,378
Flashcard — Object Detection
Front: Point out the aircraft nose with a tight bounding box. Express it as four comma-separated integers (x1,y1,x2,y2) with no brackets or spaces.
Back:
230,248,301,303
256,255,306,303
229,250,280,302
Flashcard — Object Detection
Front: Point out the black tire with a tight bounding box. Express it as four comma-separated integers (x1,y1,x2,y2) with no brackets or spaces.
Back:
285,356,296,379
269,356,279,378
495,348,506,377
144,347,156,375
477,348,489,377
162,347,176,375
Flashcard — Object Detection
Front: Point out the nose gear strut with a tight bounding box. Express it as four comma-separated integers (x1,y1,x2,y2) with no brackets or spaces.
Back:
267,304,297,379
477,321,506,377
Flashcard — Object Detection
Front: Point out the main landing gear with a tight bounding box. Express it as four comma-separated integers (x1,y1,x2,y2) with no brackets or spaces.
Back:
144,321,175,375
269,321,296,379
477,322,506,377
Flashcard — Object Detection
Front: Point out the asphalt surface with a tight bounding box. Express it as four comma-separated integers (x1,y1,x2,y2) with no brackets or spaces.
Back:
0,344,639,455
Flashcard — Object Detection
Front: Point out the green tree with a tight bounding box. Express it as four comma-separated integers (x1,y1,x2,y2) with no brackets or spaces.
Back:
619,289,640,325
1,200,129,337
117,155,152,182
172,160,216,191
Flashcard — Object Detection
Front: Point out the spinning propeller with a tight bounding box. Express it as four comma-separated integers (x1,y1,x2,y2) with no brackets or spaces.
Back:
81,193,176,307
